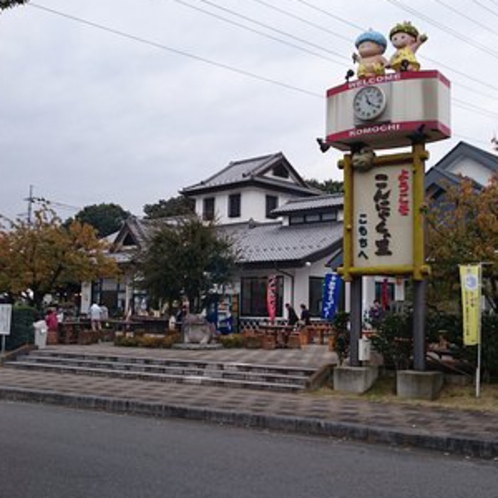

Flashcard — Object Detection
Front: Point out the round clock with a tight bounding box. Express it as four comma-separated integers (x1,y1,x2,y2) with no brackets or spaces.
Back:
353,86,387,121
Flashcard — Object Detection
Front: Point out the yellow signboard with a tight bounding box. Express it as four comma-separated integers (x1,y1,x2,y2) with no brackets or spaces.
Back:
459,265,481,346
339,145,429,281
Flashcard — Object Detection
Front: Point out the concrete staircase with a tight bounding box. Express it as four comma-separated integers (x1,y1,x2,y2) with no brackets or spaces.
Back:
4,350,321,392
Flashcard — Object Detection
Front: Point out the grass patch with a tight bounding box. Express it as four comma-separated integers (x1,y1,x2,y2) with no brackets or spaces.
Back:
310,374,498,412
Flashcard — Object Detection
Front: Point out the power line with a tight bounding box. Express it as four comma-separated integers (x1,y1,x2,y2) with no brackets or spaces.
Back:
433,0,498,38
189,0,350,62
469,0,498,21
292,0,364,31
171,0,346,66
26,2,498,148
384,0,498,61
29,3,322,99
246,0,352,44
285,0,498,97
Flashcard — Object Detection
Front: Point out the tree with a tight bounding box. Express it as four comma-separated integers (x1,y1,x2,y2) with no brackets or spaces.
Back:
305,178,343,194
0,205,118,308
143,196,195,219
426,175,498,311
71,203,130,238
0,0,29,11
137,217,236,312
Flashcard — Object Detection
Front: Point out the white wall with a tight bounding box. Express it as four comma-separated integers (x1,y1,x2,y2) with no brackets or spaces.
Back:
446,157,492,187
194,187,296,225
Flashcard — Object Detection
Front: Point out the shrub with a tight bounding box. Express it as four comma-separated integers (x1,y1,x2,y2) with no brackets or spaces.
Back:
6,306,36,351
370,309,498,379
370,310,413,370
114,332,180,349
331,311,350,365
218,333,245,348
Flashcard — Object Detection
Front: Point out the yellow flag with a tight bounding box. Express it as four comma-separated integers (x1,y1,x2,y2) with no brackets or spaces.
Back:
459,265,481,346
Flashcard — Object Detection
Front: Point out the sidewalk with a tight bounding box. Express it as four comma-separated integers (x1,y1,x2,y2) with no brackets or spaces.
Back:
0,344,497,459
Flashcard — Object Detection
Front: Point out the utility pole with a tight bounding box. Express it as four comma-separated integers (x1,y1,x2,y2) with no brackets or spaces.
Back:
25,184,34,225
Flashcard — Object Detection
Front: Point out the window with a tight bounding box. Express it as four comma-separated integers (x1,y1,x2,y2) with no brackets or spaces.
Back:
289,214,305,225
289,211,338,225
272,164,289,179
265,195,278,218
203,197,215,221
228,193,241,218
241,276,283,317
321,211,337,222
308,277,324,317
308,276,344,317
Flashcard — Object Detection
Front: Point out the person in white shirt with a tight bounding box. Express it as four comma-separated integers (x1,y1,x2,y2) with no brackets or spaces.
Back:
89,303,102,331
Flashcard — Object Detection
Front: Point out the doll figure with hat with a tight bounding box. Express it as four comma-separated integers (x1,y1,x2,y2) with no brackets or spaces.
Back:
389,21,428,72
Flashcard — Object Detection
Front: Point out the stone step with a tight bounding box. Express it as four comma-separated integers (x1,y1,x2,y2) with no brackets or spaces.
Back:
23,351,316,377
6,361,305,392
10,356,309,386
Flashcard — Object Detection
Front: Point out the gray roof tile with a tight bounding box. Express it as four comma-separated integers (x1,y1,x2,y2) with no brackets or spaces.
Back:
271,194,343,215
221,221,343,264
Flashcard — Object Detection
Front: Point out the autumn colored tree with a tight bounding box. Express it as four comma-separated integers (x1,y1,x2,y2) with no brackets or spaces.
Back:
0,206,118,308
137,217,236,312
426,175,498,311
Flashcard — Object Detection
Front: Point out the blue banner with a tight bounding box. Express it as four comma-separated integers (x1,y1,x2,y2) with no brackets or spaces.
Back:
321,273,342,320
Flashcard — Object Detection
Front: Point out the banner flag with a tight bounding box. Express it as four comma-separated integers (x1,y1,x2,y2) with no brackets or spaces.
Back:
266,275,277,323
321,273,342,320
459,265,482,346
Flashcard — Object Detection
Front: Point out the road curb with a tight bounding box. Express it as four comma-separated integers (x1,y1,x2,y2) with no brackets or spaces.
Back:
1,386,497,459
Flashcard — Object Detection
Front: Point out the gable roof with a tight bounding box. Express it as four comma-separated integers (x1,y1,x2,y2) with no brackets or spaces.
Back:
425,141,494,194
430,141,498,175
111,215,192,252
181,152,318,197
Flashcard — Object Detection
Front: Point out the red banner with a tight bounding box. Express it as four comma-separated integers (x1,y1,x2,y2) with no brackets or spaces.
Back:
267,275,277,323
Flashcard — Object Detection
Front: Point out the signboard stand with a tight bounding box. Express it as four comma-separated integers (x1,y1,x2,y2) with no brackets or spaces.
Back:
0,304,13,357
338,143,430,367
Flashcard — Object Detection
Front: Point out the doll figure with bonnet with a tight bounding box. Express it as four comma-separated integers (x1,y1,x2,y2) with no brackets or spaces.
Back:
352,29,388,79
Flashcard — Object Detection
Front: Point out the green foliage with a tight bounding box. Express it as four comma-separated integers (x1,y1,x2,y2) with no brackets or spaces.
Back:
137,217,237,312
330,311,349,364
5,306,36,351
0,0,29,11
143,196,195,219
370,311,413,370
427,310,498,380
370,309,498,378
304,178,343,194
114,333,180,348
72,203,130,237
218,333,245,348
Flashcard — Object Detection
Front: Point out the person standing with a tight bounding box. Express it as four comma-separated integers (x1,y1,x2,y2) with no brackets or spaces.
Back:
285,303,299,327
89,303,102,331
299,304,311,326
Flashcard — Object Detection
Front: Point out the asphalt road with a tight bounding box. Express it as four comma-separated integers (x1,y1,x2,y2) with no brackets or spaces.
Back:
0,401,496,498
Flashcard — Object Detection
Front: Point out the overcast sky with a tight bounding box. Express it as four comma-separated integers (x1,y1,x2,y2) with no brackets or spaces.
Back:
0,0,497,221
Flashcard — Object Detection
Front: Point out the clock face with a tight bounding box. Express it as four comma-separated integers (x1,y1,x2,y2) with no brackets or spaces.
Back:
353,86,387,121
